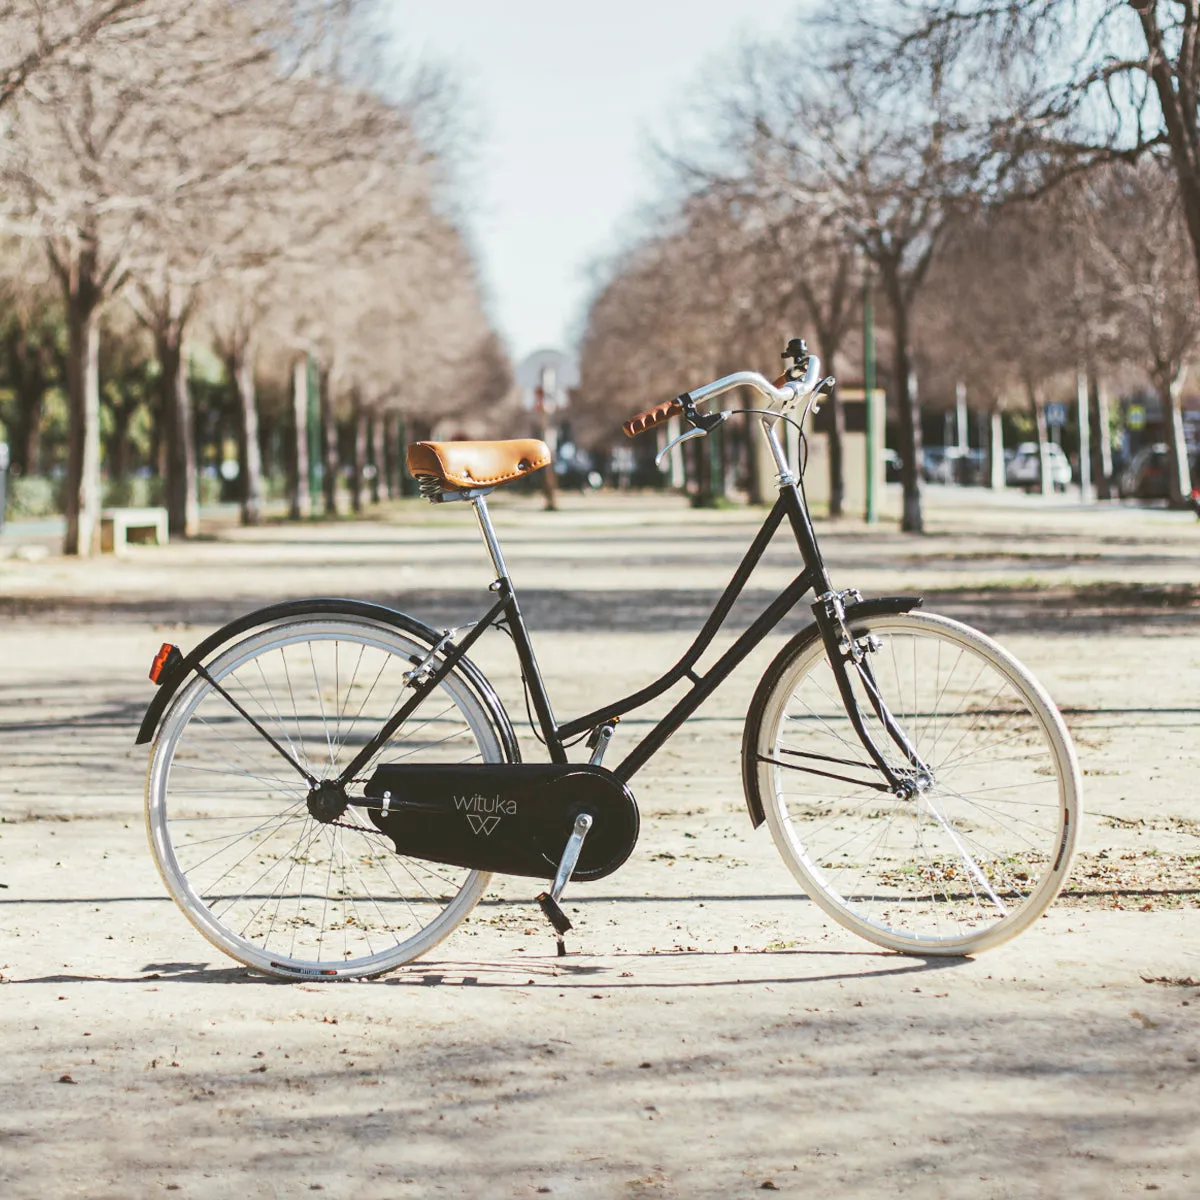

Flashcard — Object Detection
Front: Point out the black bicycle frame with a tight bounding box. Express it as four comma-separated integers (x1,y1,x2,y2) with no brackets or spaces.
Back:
336,480,848,789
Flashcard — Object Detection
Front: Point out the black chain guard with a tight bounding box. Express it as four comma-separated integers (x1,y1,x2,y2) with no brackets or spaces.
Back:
362,763,639,882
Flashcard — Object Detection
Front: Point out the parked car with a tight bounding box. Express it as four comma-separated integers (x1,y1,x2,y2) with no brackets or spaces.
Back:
958,448,989,486
1005,442,1072,491
553,442,602,491
922,447,953,483
923,446,988,485
1119,443,1200,500
1120,444,1169,499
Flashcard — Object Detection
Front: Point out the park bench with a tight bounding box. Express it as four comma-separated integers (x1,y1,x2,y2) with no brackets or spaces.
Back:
100,506,168,557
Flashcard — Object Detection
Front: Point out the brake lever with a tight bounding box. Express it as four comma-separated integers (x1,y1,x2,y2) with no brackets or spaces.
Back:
655,426,704,468
808,376,837,416
654,411,730,468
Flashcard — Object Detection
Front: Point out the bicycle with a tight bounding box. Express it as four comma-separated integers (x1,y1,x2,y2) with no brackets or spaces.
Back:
137,338,1082,981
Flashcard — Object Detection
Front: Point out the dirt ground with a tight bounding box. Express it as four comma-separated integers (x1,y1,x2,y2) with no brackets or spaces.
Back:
1,487,1199,1198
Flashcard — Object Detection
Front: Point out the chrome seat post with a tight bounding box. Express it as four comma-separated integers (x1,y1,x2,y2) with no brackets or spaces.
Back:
471,494,509,581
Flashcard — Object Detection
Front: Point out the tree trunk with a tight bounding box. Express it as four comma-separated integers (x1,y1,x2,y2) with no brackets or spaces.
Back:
2,321,47,476
351,393,366,515
230,346,264,526
371,411,386,502
155,323,198,537
744,396,766,505
817,330,845,516
321,366,338,518
149,387,165,492
1134,7,1200,307
534,421,558,511
109,404,132,483
717,418,730,498
1088,373,1114,500
386,412,403,498
1157,368,1193,506
989,406,1005,489
62,252,103,557
827,384,846,516
1075,369,1092,503
21,396,42,475
1030,384,1052,498
290,358,311,520
691,433,708,502
882,266,923,532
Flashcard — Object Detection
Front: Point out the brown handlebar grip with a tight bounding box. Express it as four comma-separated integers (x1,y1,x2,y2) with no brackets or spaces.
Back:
622,396,685,438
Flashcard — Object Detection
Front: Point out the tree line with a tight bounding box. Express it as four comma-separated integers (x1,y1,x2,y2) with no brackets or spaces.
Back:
576,1,1200,530
0,0,510,553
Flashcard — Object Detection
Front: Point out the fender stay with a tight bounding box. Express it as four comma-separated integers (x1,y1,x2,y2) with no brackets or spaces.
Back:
740,595,923,828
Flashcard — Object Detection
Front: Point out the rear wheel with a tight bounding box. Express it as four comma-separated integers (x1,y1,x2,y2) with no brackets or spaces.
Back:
746,612,1080,955
146,615,512,980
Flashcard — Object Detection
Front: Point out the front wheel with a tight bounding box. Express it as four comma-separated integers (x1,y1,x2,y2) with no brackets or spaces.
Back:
745,612,1080,955
146,615,515,980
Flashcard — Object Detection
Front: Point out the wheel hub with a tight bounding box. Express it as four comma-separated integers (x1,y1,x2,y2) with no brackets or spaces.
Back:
891,767,933,799
307,779,350,824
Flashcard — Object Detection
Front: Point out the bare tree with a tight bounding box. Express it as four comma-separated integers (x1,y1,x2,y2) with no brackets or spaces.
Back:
206,285,269,525
754,205,859,514
0,239,61,475
119,9,409,535
675,14,1007,532
576,188,809,506
284,165,506,512
1,1,280,551
920,197,1087,495
576,219,730,496
1082,158,1199,502
0,0,146,110
864,3,1200,356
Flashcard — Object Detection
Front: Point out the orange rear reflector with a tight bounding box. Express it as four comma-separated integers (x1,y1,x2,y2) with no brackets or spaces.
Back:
150,643,178,684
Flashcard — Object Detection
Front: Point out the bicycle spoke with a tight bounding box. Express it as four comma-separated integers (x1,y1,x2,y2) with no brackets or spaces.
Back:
148,617,502,979
757,613,1077,954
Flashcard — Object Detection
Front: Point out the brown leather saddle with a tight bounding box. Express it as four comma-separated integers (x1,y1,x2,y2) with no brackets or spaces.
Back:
406,439,552,498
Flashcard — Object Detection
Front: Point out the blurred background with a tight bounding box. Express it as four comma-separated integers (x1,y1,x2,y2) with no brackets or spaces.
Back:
2,0,1198,551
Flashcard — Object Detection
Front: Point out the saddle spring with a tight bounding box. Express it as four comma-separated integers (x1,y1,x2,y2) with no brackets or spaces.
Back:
415,473,443,500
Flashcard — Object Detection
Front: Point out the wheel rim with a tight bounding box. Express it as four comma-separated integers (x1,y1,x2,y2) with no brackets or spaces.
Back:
147,619,503,978
758,614,1078,953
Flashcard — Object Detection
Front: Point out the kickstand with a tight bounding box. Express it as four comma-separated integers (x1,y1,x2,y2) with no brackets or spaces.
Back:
536,893,573,956
536,812,592,956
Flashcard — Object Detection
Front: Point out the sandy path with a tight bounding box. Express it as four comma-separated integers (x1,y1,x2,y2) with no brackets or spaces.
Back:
1,491,1199,1197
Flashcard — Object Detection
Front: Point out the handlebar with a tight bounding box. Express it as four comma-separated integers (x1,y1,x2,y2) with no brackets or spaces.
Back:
621,397,685,438
622,355,823,440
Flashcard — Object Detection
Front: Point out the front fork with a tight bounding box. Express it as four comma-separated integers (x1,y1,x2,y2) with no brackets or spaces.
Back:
815,589,932,797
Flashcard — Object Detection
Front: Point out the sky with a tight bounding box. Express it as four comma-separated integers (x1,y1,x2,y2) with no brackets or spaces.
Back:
389,1,805,365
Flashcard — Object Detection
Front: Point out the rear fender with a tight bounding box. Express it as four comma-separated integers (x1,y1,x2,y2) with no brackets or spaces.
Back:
135,597,519,762
740,595,923,828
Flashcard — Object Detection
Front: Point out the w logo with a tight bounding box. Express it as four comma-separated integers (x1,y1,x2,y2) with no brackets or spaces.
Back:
466,814,500,837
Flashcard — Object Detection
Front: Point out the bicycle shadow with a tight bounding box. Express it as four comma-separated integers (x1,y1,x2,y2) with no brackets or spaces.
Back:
9,961,264,986
7,949,963,990
377,950,964,991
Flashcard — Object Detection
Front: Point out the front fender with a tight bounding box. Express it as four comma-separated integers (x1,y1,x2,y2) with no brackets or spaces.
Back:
135,597,519,763
739,595,923,828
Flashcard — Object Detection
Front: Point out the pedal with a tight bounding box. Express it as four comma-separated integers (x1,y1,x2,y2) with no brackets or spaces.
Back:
536,812,593,955
536,892,572,934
